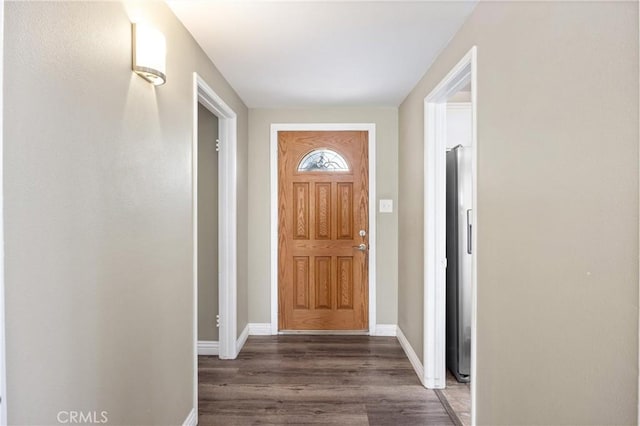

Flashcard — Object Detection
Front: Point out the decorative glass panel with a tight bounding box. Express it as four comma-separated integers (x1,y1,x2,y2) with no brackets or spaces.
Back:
297,149,349,172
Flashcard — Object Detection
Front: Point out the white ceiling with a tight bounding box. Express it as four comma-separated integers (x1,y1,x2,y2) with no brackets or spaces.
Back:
168,1,477,108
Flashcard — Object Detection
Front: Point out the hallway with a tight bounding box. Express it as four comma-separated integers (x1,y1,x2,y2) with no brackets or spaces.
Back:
3,1,638,424
198,336,454,425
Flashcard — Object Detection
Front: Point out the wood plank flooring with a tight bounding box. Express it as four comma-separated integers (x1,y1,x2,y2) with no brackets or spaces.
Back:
436,371,471,426
198,335,455,425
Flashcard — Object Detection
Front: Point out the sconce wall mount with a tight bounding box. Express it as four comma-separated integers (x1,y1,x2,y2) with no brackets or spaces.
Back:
132,23,166,86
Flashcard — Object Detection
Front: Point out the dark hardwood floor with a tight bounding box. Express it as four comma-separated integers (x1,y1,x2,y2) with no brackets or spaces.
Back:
198,335,455,425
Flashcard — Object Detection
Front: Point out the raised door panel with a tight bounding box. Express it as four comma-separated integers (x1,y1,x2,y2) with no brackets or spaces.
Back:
337,183,353,240
314,256,332,310
337,257,354,309
293,257,309,309
315,183,332,240
293,183,309,240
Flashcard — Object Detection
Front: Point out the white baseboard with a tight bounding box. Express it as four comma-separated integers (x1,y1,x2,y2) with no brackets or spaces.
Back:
397,326,425,386
373,324,397,336
183,408,197,426
248,323,272,335
197,340,219,356
236,323,249,355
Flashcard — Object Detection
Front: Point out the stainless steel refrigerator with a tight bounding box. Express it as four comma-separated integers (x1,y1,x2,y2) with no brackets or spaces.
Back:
446,145,472,383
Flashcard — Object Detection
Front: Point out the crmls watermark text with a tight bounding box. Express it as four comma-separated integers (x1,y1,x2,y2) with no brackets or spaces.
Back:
57,411,108,424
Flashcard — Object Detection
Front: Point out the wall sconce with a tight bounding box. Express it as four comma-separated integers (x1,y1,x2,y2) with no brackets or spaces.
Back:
132,23,166,86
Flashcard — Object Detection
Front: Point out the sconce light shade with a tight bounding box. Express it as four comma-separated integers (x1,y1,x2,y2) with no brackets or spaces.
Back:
132,23,166,86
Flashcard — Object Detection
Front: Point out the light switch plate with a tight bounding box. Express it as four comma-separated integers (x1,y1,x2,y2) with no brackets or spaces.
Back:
379,199,393,213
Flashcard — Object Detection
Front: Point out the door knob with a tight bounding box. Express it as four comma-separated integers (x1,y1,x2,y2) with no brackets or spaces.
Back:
353,243,368,251
359,230,366,237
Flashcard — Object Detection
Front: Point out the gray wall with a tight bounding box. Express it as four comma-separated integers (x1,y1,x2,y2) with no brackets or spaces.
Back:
398,1,638,424
248,108,399,325
4,2,248,424
197,104,219,342
0,0,5,421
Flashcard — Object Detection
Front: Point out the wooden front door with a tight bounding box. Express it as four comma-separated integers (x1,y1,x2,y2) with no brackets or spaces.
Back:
278,131,369,331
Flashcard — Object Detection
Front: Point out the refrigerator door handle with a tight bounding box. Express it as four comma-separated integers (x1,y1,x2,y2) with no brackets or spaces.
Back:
466,209,472,255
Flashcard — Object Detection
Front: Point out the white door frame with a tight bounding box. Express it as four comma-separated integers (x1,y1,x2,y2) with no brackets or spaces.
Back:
423,46,477,423
191,73,238,413
0,1,7,424
269,123,377,335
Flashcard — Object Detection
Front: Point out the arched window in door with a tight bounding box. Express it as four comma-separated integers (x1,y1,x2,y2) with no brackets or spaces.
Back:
297,149,349,172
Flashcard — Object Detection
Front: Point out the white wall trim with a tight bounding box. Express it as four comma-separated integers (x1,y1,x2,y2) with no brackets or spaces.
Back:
373,324,397,337
269,126,278,335
397,327,424,386
236,324,250,354
423,47,478,421
192,73,239,420
423,97,447,390
446,102,472,111
269,123,377,335
197,341,219,356
0,1,7,422
248,323,272,335
182,408,197,426
470,48,479,426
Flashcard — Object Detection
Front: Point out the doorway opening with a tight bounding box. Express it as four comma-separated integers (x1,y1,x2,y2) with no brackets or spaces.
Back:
197,103,220,354
191,73,238,419
423,47,477,426
270,124,377,335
